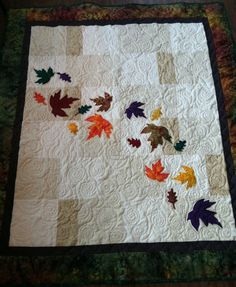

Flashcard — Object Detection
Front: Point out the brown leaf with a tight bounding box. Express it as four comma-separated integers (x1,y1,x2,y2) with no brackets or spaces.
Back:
90,92,112,112
141,123,172,152
167,188,177,209
49,90,78,117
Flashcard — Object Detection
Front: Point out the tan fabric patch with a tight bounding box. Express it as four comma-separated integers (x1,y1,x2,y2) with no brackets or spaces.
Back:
160,118,179,155
24,87,81,122
206,155,229,196
157,53,177,84
15,158,60,200
29,26,66,56
56,200,80,246
66,26,83,55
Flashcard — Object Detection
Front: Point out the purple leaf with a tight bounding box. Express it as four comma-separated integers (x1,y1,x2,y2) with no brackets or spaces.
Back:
125,101,146,119
187,199,222,231
57,72,71,82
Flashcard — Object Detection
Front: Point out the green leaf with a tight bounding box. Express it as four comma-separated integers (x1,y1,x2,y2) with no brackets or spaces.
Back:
78,105,92,114
174,140,186,152
34,67,55,84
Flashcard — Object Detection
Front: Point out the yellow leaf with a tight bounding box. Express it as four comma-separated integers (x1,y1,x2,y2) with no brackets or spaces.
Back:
68,122,78,135
151,108,162,121
173,165,196,189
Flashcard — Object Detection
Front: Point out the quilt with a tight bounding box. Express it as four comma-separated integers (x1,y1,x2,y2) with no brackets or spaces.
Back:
0,4,236,286
3,17,236,251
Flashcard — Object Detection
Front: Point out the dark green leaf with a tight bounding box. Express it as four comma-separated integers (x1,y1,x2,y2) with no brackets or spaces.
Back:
34,67,55,84
174,140,186,152
78,105,92,114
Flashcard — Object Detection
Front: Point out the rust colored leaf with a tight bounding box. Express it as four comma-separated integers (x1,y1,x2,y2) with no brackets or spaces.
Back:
90,92,112,112
145,159,169,182
34,92,47,105
85,114,113,140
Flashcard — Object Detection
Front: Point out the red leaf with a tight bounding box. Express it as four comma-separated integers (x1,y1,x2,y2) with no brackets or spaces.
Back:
49,90,78,117
34,92,47,105
85,114,113,140
167,189,177,209
127,138,141,148
145,160,169,182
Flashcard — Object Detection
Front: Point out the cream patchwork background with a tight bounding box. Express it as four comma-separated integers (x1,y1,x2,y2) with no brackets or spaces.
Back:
9,23,236,247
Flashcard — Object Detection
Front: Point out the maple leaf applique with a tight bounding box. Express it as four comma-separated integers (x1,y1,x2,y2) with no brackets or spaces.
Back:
173,166,196,189
174,140,186,152
78,105,92,115
33,92,47,105
85,114,113,140
151,107,162,121
188,199,222,231
125,101,146,119
49,90,79,117
34,67,54,84
167,189,177,209
145,159,169,182
127,138,141,148
141,124,172,152
90,92,112,112
68,122,78,135
57,72,71,82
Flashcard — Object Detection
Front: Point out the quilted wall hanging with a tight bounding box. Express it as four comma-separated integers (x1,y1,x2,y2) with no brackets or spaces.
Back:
0,4,236,260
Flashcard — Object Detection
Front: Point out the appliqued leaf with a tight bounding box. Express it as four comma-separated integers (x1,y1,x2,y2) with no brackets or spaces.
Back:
127,138,141,148
151,107,162,121
90,92,112,112
33,92,47,105
57,72,71,82
34,67,54,84
167,188,177,209
145,159,169,182
173,166,196,189
85,114,113,140
188,199,222,231
174,140,186,152
141,124,172,152
49,90,78,117
125,101,146,119
68,122,78,135
78,105,92,115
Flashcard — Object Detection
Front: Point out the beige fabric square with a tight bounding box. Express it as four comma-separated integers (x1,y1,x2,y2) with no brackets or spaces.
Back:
206,155,230,196
157,52,177,84
29,26,66,56
14,158,60,200
23,87,81,122
66,26,83,55
57,200,80,246
10,200,58,246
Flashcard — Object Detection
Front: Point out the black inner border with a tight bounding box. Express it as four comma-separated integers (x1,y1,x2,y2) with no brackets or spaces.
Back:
1,17,236,256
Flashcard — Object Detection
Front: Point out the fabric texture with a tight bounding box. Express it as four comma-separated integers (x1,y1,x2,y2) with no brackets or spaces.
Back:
8,22,235,247
0,2,236,285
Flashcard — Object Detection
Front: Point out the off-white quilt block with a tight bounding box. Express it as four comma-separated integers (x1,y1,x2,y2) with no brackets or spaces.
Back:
9,22,236,247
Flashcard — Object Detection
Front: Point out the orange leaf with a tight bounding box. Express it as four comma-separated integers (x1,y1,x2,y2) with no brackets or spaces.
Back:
85,114,113,140
145,159,169,182
34,92,47,105
68,122,78,135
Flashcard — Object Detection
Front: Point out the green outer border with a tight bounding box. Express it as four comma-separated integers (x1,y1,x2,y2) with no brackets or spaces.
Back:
0,2,236,285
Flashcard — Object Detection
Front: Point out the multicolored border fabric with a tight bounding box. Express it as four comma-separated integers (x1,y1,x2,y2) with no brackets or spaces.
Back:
0,1,235,286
